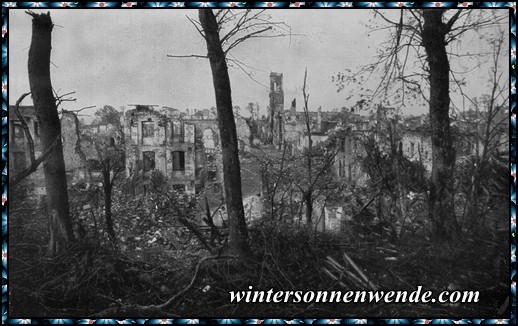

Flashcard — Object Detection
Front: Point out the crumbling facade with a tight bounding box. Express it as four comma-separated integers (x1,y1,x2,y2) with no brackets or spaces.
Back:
9,106,91,196
398,107,508,173
123,105,259,197
332,125,371,186
183,115,224,197
125,105,198,194
400,130,433,172
10,102,251,200
9,105,46,195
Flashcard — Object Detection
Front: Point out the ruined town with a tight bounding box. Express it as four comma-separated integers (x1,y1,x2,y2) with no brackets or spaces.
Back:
7,8,510,320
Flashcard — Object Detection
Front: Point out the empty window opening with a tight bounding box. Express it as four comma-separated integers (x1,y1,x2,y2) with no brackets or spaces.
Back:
142,121,155,139
143,151,156,171
172,151,185,171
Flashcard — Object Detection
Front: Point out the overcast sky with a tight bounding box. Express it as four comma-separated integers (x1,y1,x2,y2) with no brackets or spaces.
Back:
8,9,508,120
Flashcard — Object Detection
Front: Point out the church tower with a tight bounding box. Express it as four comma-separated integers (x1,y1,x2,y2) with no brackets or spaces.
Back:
269,72,284,113
269,72,284,148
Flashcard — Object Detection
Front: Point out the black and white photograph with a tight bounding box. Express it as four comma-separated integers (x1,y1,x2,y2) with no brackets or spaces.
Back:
6,5,511,320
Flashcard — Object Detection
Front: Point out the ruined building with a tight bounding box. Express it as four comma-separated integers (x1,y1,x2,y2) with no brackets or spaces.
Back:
9,106,93,197
124,105,246,198
125,105,199,194
262,72,374,185
10,102,251,201
9,105,46,196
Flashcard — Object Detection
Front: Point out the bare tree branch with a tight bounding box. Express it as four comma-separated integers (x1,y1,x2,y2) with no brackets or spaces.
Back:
186,14,207,42
95,254,237,317
12,92,36,164
167,54,208,59
171,9,290,91
10,135,60,188
445,10,463,31
65,105,96,114
224,26,273,54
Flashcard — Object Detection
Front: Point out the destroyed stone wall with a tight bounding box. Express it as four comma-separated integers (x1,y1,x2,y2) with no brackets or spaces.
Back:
184,118,224,194
234,114,251,152
125,107,197,194
400,132,433,172
61,112,89,182
9,106,93,196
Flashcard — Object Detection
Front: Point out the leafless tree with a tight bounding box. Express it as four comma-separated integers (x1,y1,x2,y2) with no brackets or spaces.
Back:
296,69,342,226
10,92,60,188
336,9,507,241
169,9,290,147
94,137,125,243
172,9,288,256
10,90,89,188
455,29,508,230
300,69,317,225
200,9,249,256
25,11,74,250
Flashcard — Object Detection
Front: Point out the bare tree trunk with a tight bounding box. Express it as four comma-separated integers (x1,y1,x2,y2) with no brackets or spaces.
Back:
422,10,460,240
304,191,313,225
199,9,250,257
103,167,115,242
302,69,313,225
203,196,222,246
27,12,74,245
